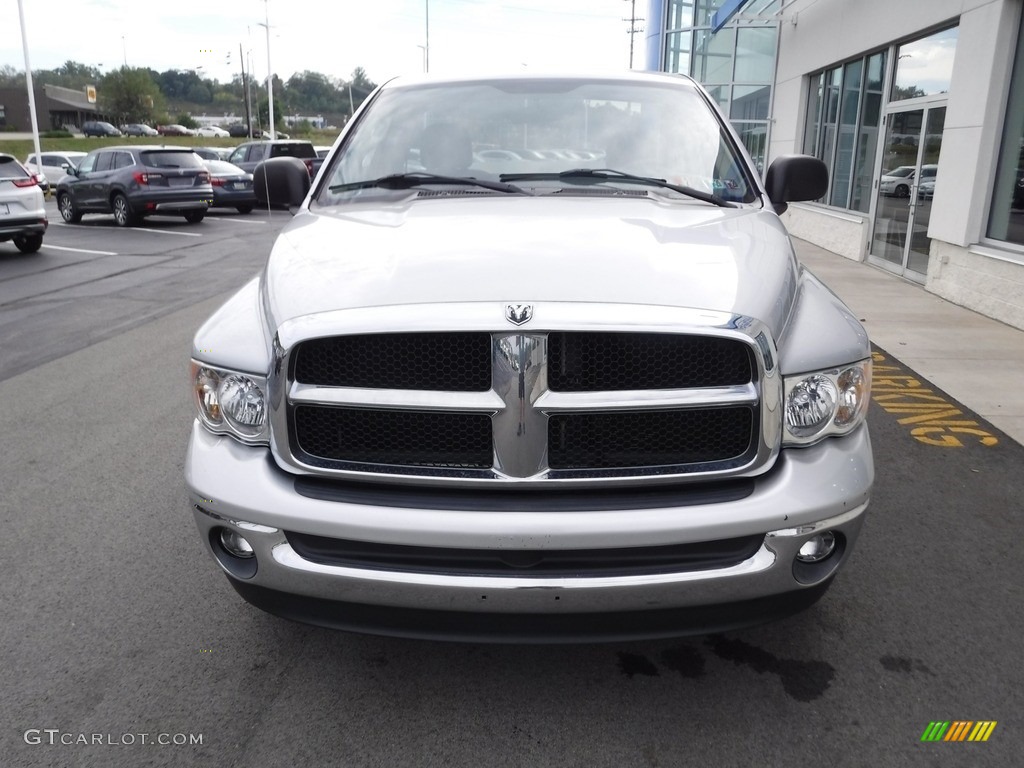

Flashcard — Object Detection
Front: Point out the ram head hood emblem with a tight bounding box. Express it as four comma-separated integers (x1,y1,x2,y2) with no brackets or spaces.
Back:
505,304,533,326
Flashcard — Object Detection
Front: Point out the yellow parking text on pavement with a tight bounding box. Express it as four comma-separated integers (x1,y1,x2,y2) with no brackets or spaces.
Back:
871,351,999,447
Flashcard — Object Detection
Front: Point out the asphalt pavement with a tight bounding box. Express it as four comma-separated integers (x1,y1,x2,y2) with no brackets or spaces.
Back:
1,209,1021,766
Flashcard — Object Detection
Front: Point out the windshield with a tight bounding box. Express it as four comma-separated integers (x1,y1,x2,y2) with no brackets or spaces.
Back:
140,151,204,169
316,78,756,206
886,166,915,177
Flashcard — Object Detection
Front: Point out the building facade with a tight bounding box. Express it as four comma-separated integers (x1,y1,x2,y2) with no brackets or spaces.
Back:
0,84,102,131
647,0,1024,332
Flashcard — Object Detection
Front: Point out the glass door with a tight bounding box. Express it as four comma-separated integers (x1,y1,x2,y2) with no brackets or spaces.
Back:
869,106,945,282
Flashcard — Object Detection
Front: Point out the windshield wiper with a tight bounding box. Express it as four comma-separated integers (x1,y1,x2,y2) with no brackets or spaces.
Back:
499,168,736,208
329,172,532,195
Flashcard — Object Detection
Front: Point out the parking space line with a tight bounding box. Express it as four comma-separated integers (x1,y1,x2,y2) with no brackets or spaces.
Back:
205,217,267,225
50,222,202,237
43,244,118,256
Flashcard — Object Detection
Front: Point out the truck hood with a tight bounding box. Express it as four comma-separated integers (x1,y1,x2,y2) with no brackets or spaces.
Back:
263,196,799,337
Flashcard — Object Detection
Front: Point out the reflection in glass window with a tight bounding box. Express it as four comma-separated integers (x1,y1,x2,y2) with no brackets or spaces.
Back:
892,27,958,101
667,0,695,30
661,2,777,181
988,14,1024,246
831,59,863,207
734,27,776,84
731,85,770,120
803,73,823,155
694,27,736,85
665,31,692,75
803,51,886,212
851,52,885,211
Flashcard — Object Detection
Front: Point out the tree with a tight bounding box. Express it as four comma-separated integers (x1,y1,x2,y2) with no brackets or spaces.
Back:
98,67,164,124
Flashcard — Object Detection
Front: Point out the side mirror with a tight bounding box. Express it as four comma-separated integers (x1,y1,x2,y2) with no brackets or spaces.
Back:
763,154,828,215
253,156,311,211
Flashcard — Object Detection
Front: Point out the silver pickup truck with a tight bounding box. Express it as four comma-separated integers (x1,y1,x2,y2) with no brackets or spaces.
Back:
185,72,873,642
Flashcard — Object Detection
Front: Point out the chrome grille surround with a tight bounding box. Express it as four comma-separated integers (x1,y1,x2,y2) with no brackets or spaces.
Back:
267,302,782,488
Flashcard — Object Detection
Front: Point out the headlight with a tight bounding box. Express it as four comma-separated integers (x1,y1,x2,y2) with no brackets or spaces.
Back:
190,361,269,444
783,359,871,445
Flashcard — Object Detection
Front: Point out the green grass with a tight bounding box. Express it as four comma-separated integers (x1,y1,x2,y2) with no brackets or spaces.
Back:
0,130,339,161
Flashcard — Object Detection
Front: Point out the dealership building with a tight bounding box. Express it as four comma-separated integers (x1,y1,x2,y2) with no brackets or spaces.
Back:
645,0,1024,331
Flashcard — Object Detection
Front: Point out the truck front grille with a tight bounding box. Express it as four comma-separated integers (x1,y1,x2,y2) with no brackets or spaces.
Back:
281,327,770,482
293,332,491,391
548,408,755,470
548,332,753,391
285,531,765,576
293,406,493,468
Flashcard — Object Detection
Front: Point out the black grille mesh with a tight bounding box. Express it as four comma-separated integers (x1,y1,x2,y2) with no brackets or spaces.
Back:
293,333,491,391
285,531,765,576
548,332,752,391
548,408,754,469
294,406,492,468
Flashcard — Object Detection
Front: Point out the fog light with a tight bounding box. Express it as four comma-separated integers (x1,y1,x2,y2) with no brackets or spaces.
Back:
796,531,836,563
219,528,255,559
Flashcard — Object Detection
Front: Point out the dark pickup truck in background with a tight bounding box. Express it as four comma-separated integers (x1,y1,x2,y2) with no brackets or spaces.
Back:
226,140,323,180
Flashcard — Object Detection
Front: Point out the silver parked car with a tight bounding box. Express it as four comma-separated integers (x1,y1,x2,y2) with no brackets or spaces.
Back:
24,151,88,187
186,73,874,642
0,153,47,254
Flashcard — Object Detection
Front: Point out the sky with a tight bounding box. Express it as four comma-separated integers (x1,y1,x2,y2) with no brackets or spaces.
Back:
2,0,646,87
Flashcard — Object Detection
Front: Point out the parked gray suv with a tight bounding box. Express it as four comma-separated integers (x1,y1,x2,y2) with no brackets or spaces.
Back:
56,146,213,226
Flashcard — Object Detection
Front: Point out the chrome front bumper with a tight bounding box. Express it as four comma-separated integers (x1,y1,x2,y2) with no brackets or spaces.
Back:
186,420,872,634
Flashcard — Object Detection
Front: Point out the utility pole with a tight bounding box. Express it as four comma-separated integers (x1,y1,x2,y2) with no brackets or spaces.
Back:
17,0,42,190
263,0,275,139
240,43,252,137
623,0,644,69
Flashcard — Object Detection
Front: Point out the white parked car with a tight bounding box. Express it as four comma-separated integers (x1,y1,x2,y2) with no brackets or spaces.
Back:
879,164,937,198
195,125,230,138
0,153,47,254
24,151,88,187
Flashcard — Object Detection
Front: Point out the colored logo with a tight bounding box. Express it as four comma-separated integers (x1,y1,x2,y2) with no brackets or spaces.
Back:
921,721,997,742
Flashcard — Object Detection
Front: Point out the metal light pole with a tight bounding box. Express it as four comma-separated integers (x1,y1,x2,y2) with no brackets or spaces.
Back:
263,0,275,139
425,0,430,73
16,0,42,190
240,43,252,137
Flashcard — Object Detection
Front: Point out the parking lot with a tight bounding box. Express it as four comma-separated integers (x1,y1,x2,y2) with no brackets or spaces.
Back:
1,204,1022,766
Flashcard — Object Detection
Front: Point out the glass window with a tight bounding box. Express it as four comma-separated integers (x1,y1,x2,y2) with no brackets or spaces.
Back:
988,15,1024,246
693,27,735,85
733,122,768,174
734,27,776,84
850,52,886,212
140,151,204,169
704,84,730,115
803,51,886,212
892,27,958,101
695,0,726,27
831,59,863,207
78,154,97,174
320,78,759,206
667,0,695,30
731,85,770,120
665,31,692,75
95,152,113,172
803,73,823,155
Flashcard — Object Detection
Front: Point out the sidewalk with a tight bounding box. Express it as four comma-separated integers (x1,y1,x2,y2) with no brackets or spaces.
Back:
793,238,1024,446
